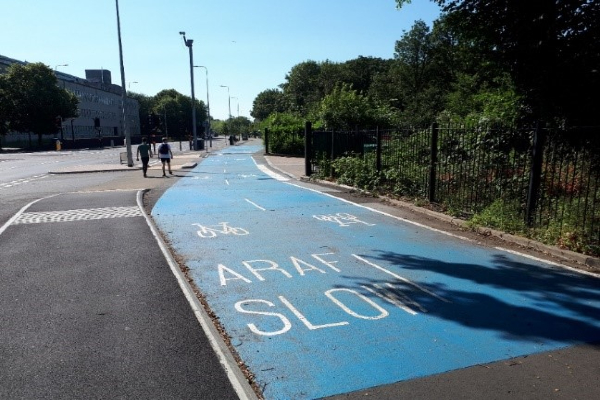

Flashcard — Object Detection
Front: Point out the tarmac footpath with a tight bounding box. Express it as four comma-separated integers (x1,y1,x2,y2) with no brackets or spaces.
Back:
0,189,254,399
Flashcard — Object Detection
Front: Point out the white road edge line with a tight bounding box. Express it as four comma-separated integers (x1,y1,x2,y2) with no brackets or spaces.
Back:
137,190,256,400
253,159,289,181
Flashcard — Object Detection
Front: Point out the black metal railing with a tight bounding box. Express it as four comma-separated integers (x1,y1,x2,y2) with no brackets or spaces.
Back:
305,122,600,254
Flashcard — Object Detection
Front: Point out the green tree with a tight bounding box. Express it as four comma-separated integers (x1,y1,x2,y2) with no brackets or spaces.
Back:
341,57,391,96
136,89,206,140
396,0,600,124
128,92,153,135
251,89,287,121
211,120,228,136
0,74,12,143
229,116,252,138
279,60,322,114
317,84,379,130
3,63,78,146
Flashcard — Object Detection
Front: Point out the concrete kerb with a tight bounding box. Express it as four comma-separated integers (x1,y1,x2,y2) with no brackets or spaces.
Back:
48,150,208,175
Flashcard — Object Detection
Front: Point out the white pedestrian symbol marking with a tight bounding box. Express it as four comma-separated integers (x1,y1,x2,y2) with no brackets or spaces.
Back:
313,213,375,227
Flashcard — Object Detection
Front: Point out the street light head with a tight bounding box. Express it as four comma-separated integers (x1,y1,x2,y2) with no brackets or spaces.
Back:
179,31,185,35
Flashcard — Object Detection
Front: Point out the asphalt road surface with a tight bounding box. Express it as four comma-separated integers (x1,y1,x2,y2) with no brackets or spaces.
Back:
0,190,244,399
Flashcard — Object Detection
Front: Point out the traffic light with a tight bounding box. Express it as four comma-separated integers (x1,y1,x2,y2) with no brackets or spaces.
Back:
94,117,100,128
55,116,62,129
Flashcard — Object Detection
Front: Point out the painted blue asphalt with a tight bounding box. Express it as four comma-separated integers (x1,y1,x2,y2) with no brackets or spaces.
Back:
152,145,600,399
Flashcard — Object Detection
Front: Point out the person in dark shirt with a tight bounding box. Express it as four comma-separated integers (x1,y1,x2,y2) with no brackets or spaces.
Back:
136,137,153,177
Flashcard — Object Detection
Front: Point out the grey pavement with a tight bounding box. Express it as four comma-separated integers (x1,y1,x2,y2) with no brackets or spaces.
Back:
0,190,244,399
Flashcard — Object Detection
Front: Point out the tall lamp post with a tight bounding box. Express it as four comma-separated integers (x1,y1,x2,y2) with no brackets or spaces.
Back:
115,0,132,166
54,64,68,71
231,96,240,140
220,85,231,140
220,84,231,118
180,31,198,150
195,65,211,147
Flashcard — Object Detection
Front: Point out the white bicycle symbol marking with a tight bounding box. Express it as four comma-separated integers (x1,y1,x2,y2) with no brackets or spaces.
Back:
192,222,250,238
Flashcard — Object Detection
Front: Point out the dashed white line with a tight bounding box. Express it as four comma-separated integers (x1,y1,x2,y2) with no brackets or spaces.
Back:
245,198,266,211
0,175,48,189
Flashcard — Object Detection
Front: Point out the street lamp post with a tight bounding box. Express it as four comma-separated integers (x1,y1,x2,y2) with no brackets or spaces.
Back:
231,96,240,140
180,31,198,150
54,64,68,71
220,85,231,140
220,85,231,119
195,65,211,148
128,81,138,89
115,0,133,167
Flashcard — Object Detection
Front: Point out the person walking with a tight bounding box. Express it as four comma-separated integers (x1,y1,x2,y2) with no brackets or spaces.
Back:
136,137,153,177
158,137,174,176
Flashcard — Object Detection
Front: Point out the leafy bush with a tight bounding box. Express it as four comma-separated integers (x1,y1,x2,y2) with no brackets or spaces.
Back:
330,155,381,191
468,198,526,234
261,112,306,155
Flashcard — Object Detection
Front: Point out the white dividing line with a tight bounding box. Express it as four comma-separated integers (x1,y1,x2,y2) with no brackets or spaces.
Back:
0,174,48,189
245,198,266,211
353,254,451,303
137,190,256,400
362,284,419,316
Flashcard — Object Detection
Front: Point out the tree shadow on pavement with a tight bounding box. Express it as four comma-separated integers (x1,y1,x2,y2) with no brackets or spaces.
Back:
343,251,600,345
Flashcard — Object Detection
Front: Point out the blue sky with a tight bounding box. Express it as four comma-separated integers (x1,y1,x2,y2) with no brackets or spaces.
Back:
0,0,440,120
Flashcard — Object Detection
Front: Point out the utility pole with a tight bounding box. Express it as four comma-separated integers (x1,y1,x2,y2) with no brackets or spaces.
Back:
180,31,198,150
115,0,133,166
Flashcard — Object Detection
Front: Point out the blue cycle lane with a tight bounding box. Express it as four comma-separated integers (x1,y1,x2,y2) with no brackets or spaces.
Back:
152,145,600,399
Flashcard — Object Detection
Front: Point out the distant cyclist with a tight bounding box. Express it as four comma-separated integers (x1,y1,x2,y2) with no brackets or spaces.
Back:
158,137,173,176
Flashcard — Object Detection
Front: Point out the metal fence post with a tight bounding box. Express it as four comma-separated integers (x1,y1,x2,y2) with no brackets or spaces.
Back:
526,122,546,226
264,128,269,154
429,123,439,203
304,121,312,176
330,129,336,179
376,126,382,172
